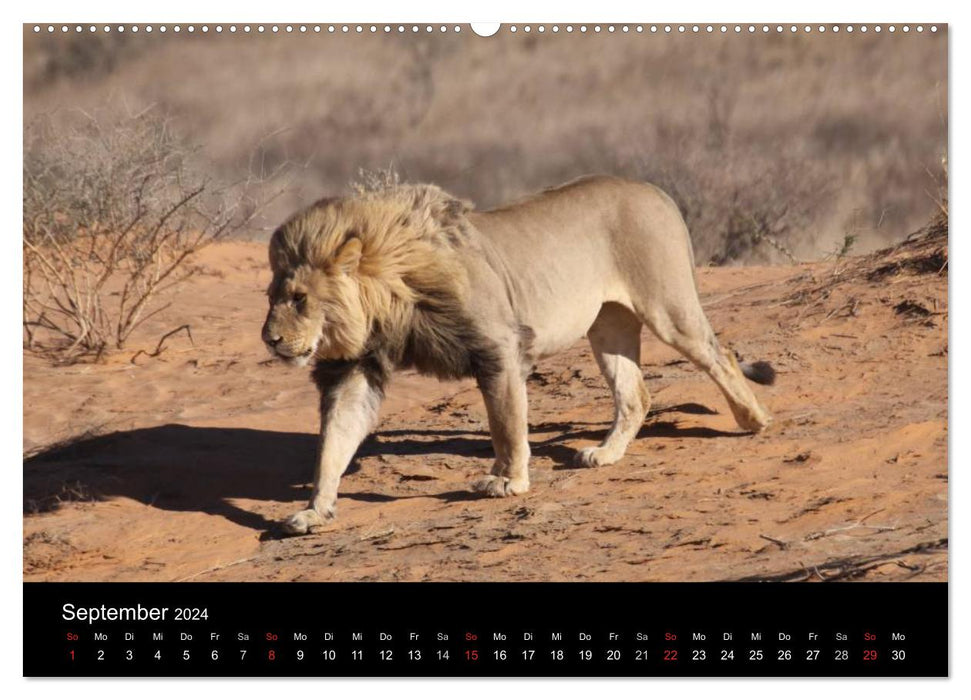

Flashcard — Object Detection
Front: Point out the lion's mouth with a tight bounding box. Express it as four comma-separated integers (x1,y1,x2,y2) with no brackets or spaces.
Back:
267,337,319,367
284,351,314,367
275,348,313,365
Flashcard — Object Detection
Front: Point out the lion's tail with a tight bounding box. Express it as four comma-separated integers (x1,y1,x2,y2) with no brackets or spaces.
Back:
740,360,776,386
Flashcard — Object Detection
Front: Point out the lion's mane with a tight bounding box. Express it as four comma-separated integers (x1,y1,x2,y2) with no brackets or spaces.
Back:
269,184,504,388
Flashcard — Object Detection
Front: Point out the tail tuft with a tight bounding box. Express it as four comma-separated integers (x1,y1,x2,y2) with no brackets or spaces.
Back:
741,360,776,386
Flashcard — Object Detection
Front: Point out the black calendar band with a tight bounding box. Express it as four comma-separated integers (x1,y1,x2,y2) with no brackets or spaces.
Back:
24,581,947,677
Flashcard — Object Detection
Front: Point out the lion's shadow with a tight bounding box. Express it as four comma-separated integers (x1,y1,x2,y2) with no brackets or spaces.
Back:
23,402,736,532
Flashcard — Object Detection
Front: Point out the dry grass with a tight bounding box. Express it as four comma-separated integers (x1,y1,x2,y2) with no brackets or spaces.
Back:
24,28,947,263
23,110,280,363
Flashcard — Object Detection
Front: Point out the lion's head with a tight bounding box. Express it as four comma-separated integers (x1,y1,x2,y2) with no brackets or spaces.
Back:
261,186,473,367
262,232,368,366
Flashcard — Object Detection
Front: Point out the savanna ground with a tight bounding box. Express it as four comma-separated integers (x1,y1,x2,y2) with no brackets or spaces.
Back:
23,27,947,581
23,218,947,582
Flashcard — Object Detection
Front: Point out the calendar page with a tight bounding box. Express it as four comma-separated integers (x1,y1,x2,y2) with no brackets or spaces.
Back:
22,20,948,677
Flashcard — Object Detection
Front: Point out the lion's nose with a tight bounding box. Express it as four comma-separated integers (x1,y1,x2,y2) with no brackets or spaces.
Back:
262,325,282,346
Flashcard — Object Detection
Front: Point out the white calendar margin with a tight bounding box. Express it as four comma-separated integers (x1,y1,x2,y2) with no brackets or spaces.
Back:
3,0,963,697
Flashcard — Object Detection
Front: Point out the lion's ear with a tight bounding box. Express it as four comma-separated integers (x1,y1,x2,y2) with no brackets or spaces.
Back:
332,236,363,274
268,229,289,273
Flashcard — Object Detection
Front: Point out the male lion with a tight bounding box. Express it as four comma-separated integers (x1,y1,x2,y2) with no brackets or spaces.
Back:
262,176,775,535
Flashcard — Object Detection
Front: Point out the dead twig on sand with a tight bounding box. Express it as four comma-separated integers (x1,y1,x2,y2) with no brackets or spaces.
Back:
173,555,262,582
130,324,194,363
377,539,449,551
729,537,947,583
758,534,790,550
823,297,859,320
805,508,897,541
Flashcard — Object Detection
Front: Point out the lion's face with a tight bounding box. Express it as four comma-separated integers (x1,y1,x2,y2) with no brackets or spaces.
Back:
262,240,370,366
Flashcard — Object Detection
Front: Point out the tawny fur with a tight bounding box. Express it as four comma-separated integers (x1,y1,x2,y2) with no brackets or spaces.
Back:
270,187,471,319
261,175,775,535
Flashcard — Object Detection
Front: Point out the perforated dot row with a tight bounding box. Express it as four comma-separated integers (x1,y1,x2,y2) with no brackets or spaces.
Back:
512,24,938,34
31,24,464,34
32,24,940,35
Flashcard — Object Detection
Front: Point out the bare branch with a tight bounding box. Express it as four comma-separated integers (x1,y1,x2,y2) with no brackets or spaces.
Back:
130,324,193,364
23,109,282,362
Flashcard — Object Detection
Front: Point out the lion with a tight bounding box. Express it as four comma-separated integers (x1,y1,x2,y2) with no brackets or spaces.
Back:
261,175,775,535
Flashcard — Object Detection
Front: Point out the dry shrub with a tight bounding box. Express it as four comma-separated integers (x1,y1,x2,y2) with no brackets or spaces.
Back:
23,111,272,362
24,30,136,90
351,165,402,195
635,115,833,265
929,154,948,223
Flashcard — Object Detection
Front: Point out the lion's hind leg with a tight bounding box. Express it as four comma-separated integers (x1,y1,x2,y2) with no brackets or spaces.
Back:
639,300,771,433
574,303,651,468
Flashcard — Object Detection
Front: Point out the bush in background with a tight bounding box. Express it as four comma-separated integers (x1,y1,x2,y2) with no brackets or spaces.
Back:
23,110,269,362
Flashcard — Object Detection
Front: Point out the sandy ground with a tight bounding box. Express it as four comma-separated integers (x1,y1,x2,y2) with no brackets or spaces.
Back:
23,229,948,582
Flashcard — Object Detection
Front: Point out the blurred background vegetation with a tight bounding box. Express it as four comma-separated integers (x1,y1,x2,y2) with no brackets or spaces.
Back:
24,26,947,264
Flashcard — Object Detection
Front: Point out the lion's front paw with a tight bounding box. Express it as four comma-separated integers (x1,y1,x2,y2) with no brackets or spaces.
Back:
282,507,334,536
573,446,621,468
471,474,529,498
